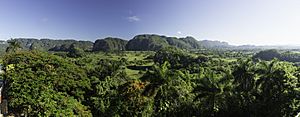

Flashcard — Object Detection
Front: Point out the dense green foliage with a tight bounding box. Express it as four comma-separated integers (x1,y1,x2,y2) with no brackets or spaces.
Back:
3,38,93,52
2,47,300,116
253,49,281,60
0,41,8,54
154,47,208,71
126,34,202,51
1,38,300,116
2,34,298,55
253,49,300,62
126,34,170,51
1,35,300,55
3,51,91,116
93,37,128,51
6,40,22,53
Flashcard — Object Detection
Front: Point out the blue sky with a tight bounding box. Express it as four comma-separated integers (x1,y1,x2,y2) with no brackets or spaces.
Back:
0,0,300,45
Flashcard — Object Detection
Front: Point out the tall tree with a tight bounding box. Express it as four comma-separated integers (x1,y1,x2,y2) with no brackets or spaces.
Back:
6,39,22,53
193,69,233,117
254,60,300,116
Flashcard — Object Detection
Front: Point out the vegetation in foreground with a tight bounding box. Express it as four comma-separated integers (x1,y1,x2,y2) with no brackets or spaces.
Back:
0,44,299,117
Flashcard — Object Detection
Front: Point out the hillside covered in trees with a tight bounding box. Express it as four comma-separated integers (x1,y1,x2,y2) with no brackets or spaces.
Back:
126,34,202,51
253,49,300,63
93,37,128,51
0,38,94,54
0,34,247,54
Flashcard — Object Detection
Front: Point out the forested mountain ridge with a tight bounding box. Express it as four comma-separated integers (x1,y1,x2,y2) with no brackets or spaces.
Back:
0,34,231,53
199,40,231,48
126,34,206,50
93,37,128,51
1,34,296,53
126,34,171,51
7,38,94,52
0,38,93,54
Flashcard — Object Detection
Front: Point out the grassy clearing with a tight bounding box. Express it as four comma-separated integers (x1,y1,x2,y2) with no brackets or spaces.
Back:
72,51,154,79
125,68,143,79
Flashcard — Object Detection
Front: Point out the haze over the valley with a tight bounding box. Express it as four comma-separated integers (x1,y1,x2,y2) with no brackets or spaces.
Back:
0,0,300,46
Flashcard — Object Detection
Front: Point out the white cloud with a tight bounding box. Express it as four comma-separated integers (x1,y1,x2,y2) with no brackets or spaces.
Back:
177,31,182,34
127,16,140,22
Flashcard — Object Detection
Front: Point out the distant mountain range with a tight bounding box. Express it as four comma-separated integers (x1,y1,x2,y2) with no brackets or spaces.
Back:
1,34,300,53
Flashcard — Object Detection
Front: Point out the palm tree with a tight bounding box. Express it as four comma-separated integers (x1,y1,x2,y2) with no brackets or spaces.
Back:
231,59,258,115
232,59,256,91
6,39,22,53
142,62,171,97
193,69,233,116
254,59,299,116
255,59,282,96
